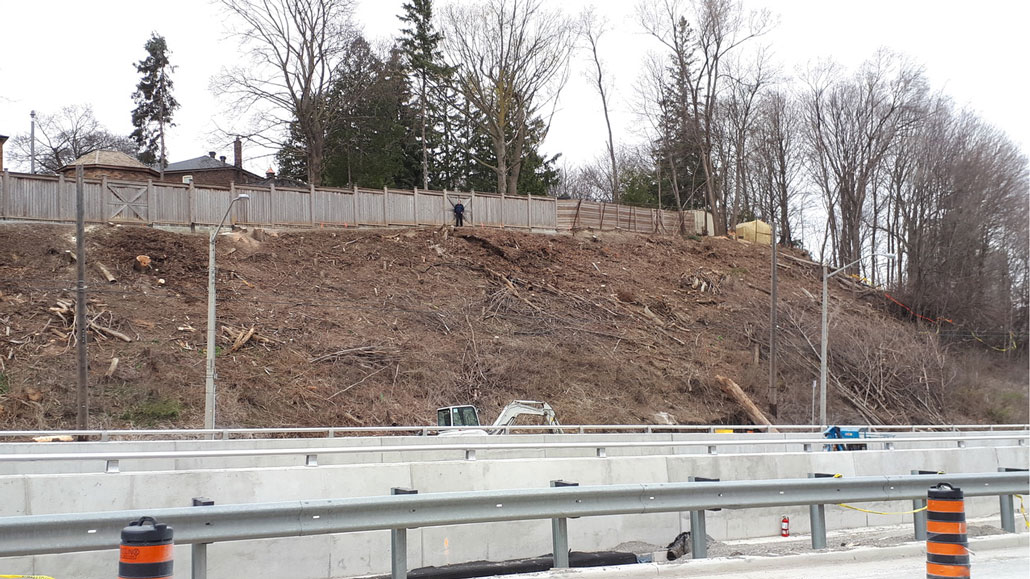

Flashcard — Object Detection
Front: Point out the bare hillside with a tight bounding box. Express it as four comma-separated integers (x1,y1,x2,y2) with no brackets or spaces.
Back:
0,223,1025,429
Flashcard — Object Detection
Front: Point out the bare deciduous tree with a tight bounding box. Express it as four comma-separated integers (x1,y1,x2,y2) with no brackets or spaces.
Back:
215,0,356,186
580,8,620,204
8,105,134,174
444,0,574,196
639,0,772,235
800,50,925,269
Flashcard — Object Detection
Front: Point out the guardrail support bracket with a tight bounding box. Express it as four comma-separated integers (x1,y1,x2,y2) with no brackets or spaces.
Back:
688,476,719,558
910,470,940,540
391,488,418,579
808,473,835,549
192,497,214,579
550,480,578,568
998,467,1028,533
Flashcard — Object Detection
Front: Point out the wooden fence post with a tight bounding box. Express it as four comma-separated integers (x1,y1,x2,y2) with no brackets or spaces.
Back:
383,185,388,226
309,183,315,226
146,179,154,225
526,192,532,229
352,184,359,225
599,202,605,230
0,169,6,219
500,190,505,228
267,181,276,224
413,186,419,226
101,176,108,221
57,173,65,220
188,181,195,232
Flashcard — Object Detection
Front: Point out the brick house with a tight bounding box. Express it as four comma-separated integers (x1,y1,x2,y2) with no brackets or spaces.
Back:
59,150,160,181
161,138,262,187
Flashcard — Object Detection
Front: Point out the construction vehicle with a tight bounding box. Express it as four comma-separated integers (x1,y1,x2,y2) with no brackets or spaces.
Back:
823,426,894,451
435,400,562,435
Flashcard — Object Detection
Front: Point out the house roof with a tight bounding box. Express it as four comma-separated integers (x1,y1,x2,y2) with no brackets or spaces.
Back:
164,153,260,177
59,150,159,176
66,150,151,169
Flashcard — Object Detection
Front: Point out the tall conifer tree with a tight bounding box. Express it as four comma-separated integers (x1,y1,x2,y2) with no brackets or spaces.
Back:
130,33,179,174
398,0,449,189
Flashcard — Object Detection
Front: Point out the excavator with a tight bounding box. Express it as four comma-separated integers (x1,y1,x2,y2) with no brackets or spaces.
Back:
435,400,562,435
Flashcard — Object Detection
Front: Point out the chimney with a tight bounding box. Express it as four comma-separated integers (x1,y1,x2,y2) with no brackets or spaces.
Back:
0,134,8,172
234,138,243,169
208,151,216,158
266,168,275,179
219,155,227,164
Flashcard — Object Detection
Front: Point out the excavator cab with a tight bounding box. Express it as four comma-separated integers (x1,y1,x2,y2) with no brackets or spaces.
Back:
437,405,481,427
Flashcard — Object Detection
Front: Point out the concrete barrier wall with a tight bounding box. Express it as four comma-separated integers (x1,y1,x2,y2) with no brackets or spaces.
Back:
0,445,1026,578
2,431,1022,475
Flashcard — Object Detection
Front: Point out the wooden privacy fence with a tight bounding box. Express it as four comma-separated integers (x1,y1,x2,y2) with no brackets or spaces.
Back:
0,171,711,236
556,198,713,236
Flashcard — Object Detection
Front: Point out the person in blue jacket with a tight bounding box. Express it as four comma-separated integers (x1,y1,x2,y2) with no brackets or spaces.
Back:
450,198,466,227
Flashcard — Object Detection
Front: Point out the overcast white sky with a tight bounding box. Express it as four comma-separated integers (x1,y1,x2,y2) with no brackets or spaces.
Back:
1,0,1027,175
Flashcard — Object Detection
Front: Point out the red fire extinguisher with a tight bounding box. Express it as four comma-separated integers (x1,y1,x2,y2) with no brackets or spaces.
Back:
780,515,790,537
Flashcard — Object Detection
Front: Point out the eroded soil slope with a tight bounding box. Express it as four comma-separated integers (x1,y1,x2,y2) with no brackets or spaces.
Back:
0,223,1025,429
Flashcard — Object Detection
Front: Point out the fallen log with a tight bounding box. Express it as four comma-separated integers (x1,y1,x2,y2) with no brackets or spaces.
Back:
90,323,132,342
714,375,778,432
95,263,117,283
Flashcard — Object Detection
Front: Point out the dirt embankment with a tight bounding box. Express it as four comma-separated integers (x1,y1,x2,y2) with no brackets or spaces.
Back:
0,223,1025,430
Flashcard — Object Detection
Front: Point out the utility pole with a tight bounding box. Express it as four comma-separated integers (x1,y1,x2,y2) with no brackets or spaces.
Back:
75,165,88,430
29,110,36,174
769,220,778,418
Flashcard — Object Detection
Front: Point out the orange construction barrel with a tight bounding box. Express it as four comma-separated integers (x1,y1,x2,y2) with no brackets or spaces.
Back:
926,483,968,578
119,516,173,579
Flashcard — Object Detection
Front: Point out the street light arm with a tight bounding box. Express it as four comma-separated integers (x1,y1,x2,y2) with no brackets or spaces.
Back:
827,253,895,280
210,195,248,243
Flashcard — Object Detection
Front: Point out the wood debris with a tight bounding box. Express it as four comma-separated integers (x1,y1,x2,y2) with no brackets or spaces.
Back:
715,375,778,431
47,299,132,342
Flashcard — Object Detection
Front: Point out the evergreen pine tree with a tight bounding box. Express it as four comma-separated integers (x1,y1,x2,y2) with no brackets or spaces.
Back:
397,0,450,189
130,33,179,172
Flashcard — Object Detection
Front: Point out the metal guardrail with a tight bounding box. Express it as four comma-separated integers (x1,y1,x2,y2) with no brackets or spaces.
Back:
1,424,1026,441
0,472,1026,579
0,434,1026,474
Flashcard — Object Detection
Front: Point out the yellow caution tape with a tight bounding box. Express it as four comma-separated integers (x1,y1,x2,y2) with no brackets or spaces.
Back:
835,503,927,515
1017,495,1030,529
971,331,1019,353
829,473,932,515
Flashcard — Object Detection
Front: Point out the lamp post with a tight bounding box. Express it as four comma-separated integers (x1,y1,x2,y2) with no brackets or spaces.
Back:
819,252,895,425
205,193,250,430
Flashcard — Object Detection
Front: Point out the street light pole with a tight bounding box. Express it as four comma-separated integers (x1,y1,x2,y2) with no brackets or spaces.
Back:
29,110,36,175
819,252,895,426
205,193,250,430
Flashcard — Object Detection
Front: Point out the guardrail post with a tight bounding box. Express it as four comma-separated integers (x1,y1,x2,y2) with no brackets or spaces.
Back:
998,467,1028,533
391,487,418,579
688,476,719,558
191,497,214,579
911,470,940,540
550,480,578,568
808,473,834,549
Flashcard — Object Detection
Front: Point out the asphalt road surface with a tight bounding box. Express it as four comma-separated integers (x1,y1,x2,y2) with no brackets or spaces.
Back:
511,535,1029,579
